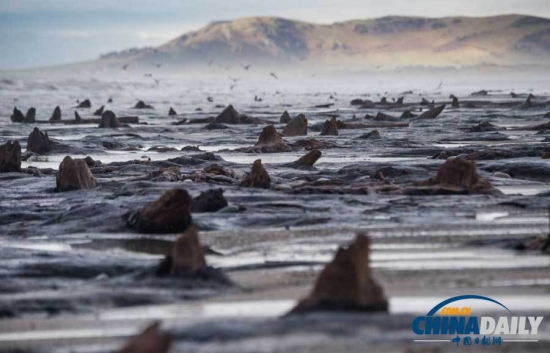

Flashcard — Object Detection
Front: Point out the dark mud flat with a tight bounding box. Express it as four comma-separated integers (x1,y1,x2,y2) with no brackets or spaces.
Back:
1,74,550,352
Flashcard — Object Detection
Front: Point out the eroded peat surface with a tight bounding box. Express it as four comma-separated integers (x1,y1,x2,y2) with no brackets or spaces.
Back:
0,72,550,353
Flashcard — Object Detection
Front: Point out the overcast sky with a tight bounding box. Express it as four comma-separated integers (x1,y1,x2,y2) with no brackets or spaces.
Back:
0,0,548,69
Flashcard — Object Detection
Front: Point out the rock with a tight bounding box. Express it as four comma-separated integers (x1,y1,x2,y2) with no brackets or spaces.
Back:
418,157,499,195
471,90,488,97
451,96,460,108
512,235,548,252
55,156,97,192
10,107,25,123
431,150,458,159
526,96,533,108
314,103,334,108
98,111,125,128
134,101,154,109
280,111,291,124
380,97,387,104
204,122,228,130
320,117,339,136
241,159,271,188
146,167,184,182
181,146,201,151
292,139,336,150
202,164,237,178
421,98,430,106
356,130,381,140
285,150,322,168
168,107,177,116
282,114,308,136
214,105,259,124
417,104,445,120
93,105,105,116
127,189,193,234
83,156,101,168
545,112,550,118
188,118,215,125
76,99,91,108
468,121,505,132
108,98,113,103
289,234,388,314
74,111,82,121
192,189,228,213
172,119,187,125
511,92,519,98
0,141,22,173
215,105,241,124
493,172,511,179
50,106,61,121
400,110,416,119
24,108,36,123
372,112,397,121
163,225,207,275
116,322,171,353
350,99,364,106
27,127,51,154
191,152,223,162
252,125,293,152
395,97,404,105
155,226,231,284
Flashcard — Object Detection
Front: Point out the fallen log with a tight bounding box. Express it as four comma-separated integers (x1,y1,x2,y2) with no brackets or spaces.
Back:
31,116,139,125
341,122,409,129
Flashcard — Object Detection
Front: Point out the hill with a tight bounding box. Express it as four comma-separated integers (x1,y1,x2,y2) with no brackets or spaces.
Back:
98,14,550,70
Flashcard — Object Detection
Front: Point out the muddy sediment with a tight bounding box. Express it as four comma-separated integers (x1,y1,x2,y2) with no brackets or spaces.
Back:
0,76,550,353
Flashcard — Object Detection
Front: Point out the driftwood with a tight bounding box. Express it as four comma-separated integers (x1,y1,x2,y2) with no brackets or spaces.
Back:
29,116,139,125
343,122,409,129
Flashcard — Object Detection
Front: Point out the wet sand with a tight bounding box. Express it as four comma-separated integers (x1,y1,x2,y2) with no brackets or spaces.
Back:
0,72,550,352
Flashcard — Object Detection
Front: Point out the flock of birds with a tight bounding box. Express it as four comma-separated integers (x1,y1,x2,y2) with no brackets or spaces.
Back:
120,58,281,92
116,44,418,95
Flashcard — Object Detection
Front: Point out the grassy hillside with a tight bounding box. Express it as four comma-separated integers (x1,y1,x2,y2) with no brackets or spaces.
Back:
99,15,550,69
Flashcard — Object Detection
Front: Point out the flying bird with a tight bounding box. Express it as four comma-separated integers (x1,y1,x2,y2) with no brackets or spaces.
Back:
241,63,252,70
270,72,278,80
435,80,443,90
